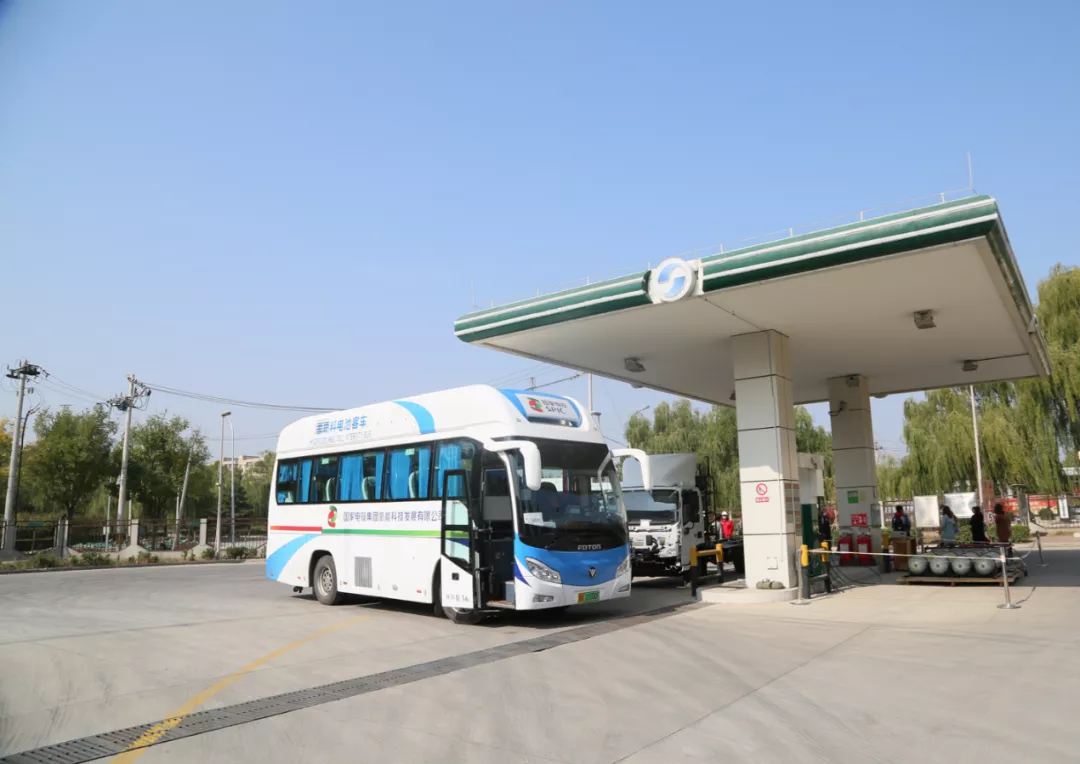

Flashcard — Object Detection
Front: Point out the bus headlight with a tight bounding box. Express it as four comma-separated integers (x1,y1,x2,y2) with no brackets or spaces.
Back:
524,557,561,584
616,554,630,577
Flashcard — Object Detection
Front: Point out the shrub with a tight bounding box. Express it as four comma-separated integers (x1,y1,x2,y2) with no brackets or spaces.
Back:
1011,525,1031,543
136,550,154,564
200,547,216,560
226,546,250,560
1038,508,1056,520
32,553,60,568
74,551,114,566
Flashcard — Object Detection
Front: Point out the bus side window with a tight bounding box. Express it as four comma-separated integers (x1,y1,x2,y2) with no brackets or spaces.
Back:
387,446,431,500
311,456,339,503
435,440,478,498
296,458,313,503
276,461,298,505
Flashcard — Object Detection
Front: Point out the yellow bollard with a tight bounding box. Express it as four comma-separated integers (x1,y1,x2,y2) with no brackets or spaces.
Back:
821,541,829,564
714,544,724,564
800,544,810,568
690,546,698,567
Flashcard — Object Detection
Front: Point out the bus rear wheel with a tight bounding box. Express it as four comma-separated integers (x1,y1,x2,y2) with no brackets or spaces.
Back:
313,556,345,606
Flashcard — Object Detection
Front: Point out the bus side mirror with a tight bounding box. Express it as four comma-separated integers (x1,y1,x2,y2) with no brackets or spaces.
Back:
485,440,543,492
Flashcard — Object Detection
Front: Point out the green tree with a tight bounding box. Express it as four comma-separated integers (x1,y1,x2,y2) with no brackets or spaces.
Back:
795,406,835,505
124,414,210,521
887,265,1080,497
0,418,11,491
626,399,833,509
241,451,275,517
24,406,116,523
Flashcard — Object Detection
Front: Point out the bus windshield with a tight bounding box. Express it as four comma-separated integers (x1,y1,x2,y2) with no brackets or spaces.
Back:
509,439,627,551
623,489,679,525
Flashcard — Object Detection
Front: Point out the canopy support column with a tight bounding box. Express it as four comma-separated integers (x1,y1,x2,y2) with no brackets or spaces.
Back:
827,375,882,554
733,330,799,589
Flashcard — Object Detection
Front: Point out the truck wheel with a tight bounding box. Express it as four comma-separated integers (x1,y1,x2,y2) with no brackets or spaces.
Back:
313,556,345,606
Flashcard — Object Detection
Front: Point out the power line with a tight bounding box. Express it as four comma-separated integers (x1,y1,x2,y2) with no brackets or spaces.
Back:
528,373,583,391
485,362,549,387
40,373,108,403
143,381,338,413
35,380,106,407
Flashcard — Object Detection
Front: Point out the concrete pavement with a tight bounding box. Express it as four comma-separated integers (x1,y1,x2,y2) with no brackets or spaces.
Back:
2,552,1080,763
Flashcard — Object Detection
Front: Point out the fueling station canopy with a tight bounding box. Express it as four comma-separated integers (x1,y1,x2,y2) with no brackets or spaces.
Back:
455,194,1049,406
455,193,1049,594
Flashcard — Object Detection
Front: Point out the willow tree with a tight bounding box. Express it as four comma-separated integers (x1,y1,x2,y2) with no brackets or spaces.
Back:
1035,264,1080,451
897,265,1079,497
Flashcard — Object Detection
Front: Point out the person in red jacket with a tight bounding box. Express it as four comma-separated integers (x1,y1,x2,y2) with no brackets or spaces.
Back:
719,511,735,539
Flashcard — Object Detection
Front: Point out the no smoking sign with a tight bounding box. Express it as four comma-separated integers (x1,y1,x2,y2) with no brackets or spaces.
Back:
755,483,770,503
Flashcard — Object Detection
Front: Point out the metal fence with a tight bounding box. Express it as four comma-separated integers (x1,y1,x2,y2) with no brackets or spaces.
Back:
11,521,58,554
208,518,268,557
138,521,201,552
68,523,124,552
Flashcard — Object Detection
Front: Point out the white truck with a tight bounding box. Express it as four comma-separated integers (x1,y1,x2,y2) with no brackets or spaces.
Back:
621,453,745,580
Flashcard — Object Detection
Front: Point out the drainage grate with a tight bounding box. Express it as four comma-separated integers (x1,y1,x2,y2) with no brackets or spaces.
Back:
1,601,701,763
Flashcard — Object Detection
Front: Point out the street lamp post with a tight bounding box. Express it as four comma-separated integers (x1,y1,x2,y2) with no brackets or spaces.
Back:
216,411,231,557
227,418,236,543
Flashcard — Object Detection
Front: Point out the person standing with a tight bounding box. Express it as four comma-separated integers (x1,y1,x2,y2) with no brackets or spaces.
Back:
719,511,735,540
970,506,989,543
940,506,958,544
993,503,1012,543
891,506,911,535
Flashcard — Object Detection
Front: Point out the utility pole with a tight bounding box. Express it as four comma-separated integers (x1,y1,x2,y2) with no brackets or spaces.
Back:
228,418,236,544
3,362,41,555
110,375,150,534
13,401,42,521
175,437,194,550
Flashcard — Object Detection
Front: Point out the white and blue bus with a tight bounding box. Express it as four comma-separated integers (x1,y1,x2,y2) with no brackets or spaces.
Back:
267,385,648,624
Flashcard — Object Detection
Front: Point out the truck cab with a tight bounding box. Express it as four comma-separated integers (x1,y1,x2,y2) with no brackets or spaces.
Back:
620,454,744,580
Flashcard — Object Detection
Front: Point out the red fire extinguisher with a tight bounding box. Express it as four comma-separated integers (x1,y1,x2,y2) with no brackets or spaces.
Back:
837,533,854,566
856,531,873,565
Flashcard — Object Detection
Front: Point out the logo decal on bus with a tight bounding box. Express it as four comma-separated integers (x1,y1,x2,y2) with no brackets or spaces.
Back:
327,506,337,528
527,397,544,412
588,566,597,578
578,544,601,551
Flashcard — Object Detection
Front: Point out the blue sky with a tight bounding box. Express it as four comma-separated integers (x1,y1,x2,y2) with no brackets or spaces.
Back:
2,1,1077,461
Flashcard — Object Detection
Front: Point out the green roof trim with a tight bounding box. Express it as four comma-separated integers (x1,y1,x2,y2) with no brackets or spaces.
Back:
454,195,1045,375
454,272,648,341
700,195,998,289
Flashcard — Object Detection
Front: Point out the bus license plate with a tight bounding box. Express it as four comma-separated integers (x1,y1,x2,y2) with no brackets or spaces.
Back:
577,591,600,603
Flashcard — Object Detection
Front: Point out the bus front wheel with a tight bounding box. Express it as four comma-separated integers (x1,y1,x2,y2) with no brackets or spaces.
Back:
442,605,484,625
313,556,345,606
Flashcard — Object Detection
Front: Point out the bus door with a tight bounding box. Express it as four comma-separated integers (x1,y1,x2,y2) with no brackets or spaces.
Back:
440,469,479,610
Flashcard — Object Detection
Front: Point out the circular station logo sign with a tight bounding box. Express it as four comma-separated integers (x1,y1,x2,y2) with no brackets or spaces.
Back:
648,258,696,303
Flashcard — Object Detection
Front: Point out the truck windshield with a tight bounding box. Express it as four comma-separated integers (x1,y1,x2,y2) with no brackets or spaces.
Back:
623,489,679,525
508,439,627,552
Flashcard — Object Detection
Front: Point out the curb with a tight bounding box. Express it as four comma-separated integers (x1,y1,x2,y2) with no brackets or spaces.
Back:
0,559,258,576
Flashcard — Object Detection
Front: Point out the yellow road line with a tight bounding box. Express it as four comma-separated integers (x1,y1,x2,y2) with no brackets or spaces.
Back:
111,611,376,762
